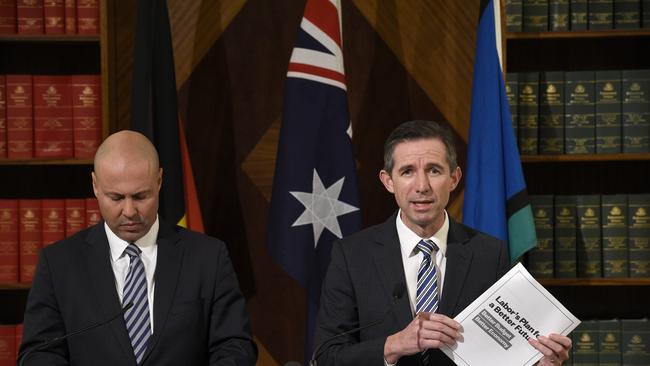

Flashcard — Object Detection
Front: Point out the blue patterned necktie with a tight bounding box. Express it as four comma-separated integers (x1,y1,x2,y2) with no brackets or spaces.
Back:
416,239,439,366
416,239,439,314
122,243,151,364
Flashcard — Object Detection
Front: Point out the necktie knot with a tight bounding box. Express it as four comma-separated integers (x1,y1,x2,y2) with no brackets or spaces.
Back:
123,243,142,259
416,239,438,258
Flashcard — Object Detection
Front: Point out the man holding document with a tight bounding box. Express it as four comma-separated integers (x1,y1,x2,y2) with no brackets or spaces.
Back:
314,120,572,366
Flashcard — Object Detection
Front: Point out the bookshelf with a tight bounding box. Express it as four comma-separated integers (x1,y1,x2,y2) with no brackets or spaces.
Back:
502,11,650,324
0,0,114,349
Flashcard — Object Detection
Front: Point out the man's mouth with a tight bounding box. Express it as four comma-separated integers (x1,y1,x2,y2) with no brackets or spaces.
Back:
411,200,433,209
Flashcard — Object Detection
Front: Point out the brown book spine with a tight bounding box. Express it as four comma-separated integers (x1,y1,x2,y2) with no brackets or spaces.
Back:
41,199,64,247
17,0,43,34
0,324,16,366
64,0,74,33
0,75,6,157
0,200,18,284
6,75,33,159
85,197,100,227
14,324,22,359
34,75,73,158
71,75,101,158
18,199,40,283
65,198,85,236
44,0,64,34
0,0,16,34
76,0,97,34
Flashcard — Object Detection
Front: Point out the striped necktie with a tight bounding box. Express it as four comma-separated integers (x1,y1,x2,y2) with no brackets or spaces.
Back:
416,239,439,314
416,239,439,366
122,243,151,364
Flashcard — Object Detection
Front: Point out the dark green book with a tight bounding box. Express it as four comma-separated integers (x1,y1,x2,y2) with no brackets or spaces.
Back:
540,71,565,154
524,0,549,31
565,71,596,154
571,0,589,29
506,0,524,32
550,0,571,30
528,195,555,277
596,70,622,154
506,72,519,141
574,320,600,366
577,195,602,277
621,319,650,365
644,0,650,27
599,319,622,366
628,194,650,277
590,0,615,29
615,0,641,28
602,194,629,277
518,72,539,155
555,195,577,278
622,69,650,153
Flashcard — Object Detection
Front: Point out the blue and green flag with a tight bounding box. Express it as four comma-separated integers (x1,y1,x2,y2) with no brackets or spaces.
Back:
462,0,537,263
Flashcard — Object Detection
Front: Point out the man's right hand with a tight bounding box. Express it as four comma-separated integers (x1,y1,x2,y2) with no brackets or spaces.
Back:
383,312,462,364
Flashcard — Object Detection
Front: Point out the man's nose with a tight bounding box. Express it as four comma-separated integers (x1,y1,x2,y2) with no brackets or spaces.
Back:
122,198,137,217
415,171,431,194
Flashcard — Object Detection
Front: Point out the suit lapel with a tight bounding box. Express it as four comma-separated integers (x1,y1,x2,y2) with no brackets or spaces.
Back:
371,213,413,331
84,223,137,364
140,222,183,363
438,220,473,317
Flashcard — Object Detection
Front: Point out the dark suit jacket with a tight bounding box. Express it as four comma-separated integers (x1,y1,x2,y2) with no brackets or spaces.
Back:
314,212,510,366
19,221,257,366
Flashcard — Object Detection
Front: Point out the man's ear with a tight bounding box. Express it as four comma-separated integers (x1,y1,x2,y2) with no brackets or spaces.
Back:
379,169,395,194
449,167,462,191
91,172,99,198
157,168,163,191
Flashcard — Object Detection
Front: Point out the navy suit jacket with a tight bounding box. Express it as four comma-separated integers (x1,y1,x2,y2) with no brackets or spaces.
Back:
19,221,257,365
314,212,510,366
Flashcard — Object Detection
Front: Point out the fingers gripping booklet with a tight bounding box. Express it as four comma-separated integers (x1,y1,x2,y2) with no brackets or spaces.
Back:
440,263,580,366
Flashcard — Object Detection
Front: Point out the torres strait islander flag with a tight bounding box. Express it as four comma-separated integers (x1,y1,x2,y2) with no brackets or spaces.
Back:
462,0,537,263
267,0,362,361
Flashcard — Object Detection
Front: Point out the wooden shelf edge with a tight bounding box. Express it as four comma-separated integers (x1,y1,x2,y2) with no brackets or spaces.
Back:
0,158,94,166
538,278,650,286
507,29,650,40
0,283,31,290
521,153,650,163
0,35,100,43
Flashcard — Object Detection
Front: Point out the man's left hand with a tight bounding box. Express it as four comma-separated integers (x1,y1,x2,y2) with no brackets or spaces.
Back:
529,333,572,365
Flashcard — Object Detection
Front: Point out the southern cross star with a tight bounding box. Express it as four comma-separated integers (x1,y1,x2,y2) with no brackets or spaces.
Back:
290,169,359,247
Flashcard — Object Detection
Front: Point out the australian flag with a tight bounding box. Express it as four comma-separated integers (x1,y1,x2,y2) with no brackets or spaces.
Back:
267,0,362,361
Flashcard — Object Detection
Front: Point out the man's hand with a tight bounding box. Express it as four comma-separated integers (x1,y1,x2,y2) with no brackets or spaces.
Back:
383,312,462,364
529,333,572,366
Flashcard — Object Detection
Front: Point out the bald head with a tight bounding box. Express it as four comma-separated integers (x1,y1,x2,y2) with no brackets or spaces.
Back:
94,130,160,174
92,130,162,242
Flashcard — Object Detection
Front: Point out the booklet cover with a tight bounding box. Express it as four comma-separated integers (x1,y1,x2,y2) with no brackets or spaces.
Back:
441,263,580,366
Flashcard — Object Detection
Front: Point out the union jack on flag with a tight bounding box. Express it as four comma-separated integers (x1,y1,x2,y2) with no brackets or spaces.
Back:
286,0,346,90
267,0,362,361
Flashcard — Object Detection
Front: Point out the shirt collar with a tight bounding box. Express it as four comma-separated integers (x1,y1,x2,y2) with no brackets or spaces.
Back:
395,209,449,259
106,216,160,262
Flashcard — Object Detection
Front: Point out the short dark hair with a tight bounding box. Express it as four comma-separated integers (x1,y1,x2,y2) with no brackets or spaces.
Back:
383,120,458,174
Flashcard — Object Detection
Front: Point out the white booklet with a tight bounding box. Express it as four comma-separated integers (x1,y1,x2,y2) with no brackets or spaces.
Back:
440,263,580,366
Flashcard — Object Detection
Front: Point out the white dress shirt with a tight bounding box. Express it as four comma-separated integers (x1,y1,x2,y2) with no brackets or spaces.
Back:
395,209,449,315
105,216,159,332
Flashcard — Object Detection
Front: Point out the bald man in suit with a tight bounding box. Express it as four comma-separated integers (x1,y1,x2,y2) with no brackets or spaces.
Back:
19,130,257,365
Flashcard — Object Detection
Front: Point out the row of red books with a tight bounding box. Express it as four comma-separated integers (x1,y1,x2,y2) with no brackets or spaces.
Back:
0,198,100,284
0,324,22,366
0,0,99,35
0,74,102,159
